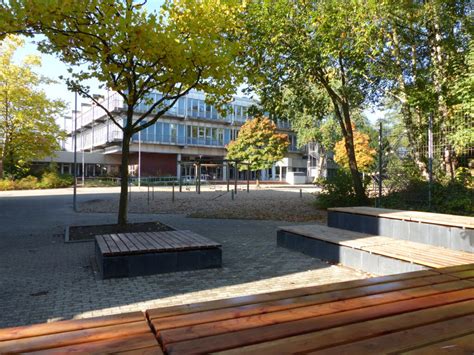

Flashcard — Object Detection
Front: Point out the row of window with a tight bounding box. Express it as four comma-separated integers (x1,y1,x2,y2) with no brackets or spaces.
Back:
131,121,298,150
134,94,253,123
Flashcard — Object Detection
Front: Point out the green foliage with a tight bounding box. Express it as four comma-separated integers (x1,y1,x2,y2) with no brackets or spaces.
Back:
0,170,73,190
315,170,362,209
15,175,38,189
226,116,289,174
381,180,473,216
4,0,244,224
38,171,73,189
0,36,66,179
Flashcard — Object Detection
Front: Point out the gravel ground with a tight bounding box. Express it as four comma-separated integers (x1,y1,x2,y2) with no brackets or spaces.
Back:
78,185,327,223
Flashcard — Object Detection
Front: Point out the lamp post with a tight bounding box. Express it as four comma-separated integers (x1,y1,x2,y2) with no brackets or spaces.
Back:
73,92,77,212
138,130,141,188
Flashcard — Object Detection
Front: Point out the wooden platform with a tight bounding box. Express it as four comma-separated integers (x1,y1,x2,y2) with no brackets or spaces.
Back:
0,311,162,354
147,264,474,354
95,230,222,279
328,207,473,252
277,224,473,275
1,264,472,353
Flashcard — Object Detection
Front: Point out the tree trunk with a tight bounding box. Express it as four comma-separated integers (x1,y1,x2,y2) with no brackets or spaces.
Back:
340,102,367,204
118,130,131,226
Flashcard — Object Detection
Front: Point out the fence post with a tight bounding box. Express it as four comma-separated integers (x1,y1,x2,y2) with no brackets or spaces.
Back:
428,113,433,210
231,189,234,200
377,121,383,207
300,188,302,198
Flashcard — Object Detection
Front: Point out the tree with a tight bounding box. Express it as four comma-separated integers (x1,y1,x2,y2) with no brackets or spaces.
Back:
334,124,376,173
0,36,65,178
243,0,382,204
5,0,244,225
226,116,289,184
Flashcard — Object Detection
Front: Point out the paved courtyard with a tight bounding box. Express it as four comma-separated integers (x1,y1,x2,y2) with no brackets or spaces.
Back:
0,188,368,328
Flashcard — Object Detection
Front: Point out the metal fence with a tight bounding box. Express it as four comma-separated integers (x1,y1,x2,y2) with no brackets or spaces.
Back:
373,111,473,213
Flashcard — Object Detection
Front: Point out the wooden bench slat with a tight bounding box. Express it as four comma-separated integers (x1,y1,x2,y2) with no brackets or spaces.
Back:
151,274,457,332
137,232,166,250
158,281,473,346
28,333,162,355
110,233,130,253
104,235,121,254
149,231,183,250
214,299,474,354
118,233,141,252
163,288,474,354
147,269,439,320
0,321,150,353
436,263,474,274
401,333,474,355
126,233,149,251
0,311,144,342
95,235,111,255
309,314,474,354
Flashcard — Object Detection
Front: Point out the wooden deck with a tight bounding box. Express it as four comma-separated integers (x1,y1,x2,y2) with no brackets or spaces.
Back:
0,264,473,353
148,264,474,354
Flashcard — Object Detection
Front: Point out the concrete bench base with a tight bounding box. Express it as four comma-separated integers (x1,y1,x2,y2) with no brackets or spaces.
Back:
96,244,222,279
328,210,473,252
277,229,427,276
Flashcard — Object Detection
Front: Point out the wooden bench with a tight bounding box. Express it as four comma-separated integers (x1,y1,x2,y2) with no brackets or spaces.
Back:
277,224,473,275
146,264,474,354
96,230,222,279
0,311,162,354
328,207,474,252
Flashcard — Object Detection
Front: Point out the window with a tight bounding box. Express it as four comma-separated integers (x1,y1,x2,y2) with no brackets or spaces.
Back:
170,123,177,143
178,98,186,116
199,100,206,118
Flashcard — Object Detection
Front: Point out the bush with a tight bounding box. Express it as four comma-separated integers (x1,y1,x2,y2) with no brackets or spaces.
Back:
16,176,39,190
0,179,15,191
38,172,74,189
315,169,361,209
381,180,473,216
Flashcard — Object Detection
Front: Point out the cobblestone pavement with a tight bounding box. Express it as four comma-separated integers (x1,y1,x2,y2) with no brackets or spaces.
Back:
0,190,368,328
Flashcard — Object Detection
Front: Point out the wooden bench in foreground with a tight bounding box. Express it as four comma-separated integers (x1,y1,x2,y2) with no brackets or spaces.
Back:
0,264,472,353
95,230,222,279
147,263,474,354
277,224,474,275
328,207,473,252
0,311,162,354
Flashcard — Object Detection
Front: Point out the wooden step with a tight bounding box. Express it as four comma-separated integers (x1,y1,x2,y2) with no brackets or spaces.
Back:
278,224,473,275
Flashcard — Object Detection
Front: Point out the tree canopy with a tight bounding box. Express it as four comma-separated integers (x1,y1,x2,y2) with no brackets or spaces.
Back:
0,36,65,178
2,0,244,224
226,116,289,178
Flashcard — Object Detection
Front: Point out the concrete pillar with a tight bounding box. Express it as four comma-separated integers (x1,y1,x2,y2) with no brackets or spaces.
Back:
271,165,276,180
261,169,267,181
176,154,181,179
279,166,282,182
223,162,227,181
